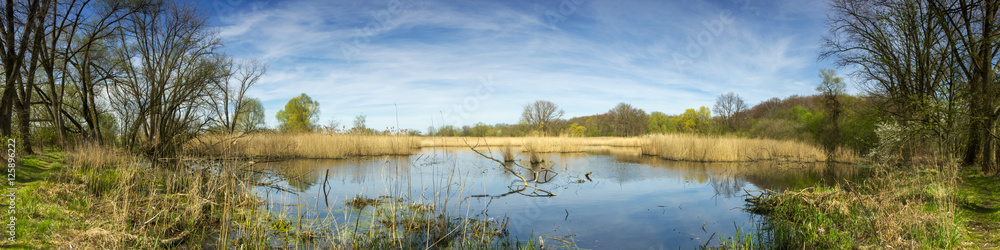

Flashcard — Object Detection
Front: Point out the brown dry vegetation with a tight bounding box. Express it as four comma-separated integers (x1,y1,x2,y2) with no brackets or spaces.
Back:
642,134,857,162
13,143,264,248
187,133,419,159
189,134,853,163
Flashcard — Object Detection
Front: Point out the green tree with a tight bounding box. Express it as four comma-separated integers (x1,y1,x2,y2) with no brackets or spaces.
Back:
564,123,586,137
679,107,712,134
352,114,368,134
276,93,320,132
817,69,845,157
647,111,675,134
235,98,266,133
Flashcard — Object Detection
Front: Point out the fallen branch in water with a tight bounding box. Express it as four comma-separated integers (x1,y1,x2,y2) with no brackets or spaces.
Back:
464,138,556,197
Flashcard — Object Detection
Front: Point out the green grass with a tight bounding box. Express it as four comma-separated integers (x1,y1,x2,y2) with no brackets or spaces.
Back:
744,164,965,249
957,166,1000,248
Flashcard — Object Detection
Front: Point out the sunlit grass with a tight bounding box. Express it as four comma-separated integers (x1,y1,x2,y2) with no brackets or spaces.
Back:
746,164,963,249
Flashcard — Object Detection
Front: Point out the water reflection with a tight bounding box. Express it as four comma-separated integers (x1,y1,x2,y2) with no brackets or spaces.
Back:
252,147,866,249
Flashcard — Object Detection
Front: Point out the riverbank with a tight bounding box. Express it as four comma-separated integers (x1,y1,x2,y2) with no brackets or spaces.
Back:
746,163,998,248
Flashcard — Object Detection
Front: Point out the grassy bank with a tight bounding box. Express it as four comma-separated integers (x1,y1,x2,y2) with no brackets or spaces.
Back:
190,133,848,163
3,145,262,248
745,163,1000,249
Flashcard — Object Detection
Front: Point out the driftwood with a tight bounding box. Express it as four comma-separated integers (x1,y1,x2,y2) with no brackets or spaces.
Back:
464,138,556,197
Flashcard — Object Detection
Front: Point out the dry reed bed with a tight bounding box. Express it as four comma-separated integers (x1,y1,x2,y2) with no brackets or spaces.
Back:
188,133,419,159
190,134,854,163
420,136,643,153
59,143,262,248
641,134,849,162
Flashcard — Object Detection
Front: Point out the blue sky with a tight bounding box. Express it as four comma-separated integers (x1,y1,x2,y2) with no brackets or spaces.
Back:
202,0,841,132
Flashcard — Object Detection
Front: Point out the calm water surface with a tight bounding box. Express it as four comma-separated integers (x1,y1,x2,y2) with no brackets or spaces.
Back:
252,147,862,249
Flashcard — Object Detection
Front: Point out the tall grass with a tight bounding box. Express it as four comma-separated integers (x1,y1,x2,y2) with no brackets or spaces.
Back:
746,164,963,248
641,134,854,162
420,136,643,152
190,133,857,163
50,142,263,248
188,133,419,159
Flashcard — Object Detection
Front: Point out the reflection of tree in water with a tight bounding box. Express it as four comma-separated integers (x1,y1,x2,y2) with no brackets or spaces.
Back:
633,156,868,193
739,162,868,191
267,159,323,192
262,156,416,193
709,174,748,198
522,162,557,184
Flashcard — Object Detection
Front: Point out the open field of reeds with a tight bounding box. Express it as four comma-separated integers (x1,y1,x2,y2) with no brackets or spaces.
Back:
189,133,853,163
641,134,857,162
187,133,419,159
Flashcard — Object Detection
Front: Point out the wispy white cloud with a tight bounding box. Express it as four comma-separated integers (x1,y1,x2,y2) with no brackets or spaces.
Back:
209,0,837,131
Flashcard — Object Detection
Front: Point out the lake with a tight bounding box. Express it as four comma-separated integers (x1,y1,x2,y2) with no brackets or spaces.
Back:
248,147,863,249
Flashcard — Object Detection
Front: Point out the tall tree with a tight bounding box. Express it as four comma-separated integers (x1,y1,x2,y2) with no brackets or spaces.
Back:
1,0,47,153
609,103,648,137
276,93,320,132
207,58,267,134
823,0,966,166
714,92,748,132
817,69,847,157
932,0,1000,172
234,97,265,133
520,100,564,134
109,0,225,158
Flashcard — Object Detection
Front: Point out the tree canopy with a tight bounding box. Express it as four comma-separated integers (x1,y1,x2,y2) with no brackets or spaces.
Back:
276,93,320,132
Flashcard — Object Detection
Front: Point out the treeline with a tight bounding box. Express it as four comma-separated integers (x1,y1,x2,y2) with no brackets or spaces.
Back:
0,0,267,159
426,82,881,158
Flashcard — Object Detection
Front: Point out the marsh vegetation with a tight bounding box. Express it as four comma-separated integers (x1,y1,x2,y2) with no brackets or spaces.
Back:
2,0,999,248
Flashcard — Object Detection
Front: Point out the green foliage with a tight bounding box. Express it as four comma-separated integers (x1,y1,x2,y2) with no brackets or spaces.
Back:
235,98,266,133
816,69,846,96
276,93,320,133
647,112,676,134
678,106,712,134
563,123,586,137
98,113,118,144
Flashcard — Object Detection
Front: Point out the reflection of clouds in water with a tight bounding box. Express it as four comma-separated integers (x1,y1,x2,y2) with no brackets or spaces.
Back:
253,148,867,249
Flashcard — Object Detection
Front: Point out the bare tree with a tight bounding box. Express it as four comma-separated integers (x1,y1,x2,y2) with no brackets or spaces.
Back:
1,0,48,153
520,100,564,134
207,58,267,134
609,102,648,137
714,92,748,132
823,0,965,165
931,0,1000,172
109,1,225,159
